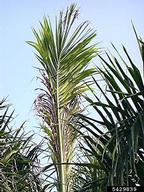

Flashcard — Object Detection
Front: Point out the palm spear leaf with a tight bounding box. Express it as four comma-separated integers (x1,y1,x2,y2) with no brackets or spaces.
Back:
28,4,97,192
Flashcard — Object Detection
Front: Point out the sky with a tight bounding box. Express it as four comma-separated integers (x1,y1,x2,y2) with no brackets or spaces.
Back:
0,0,144,134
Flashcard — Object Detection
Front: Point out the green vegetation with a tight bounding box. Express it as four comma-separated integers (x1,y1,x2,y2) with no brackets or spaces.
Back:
74,32,144,190
1,4,144,192
0,99,42,191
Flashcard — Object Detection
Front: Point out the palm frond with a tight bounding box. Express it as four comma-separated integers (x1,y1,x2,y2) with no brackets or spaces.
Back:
28,4,97,191
0,99,43,192
77,30,144,188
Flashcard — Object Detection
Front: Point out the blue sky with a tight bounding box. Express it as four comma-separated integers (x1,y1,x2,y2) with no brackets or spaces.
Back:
0,0,143,133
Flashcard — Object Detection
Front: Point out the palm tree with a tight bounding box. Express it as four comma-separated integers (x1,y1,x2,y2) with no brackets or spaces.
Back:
0,98,42,191
77,27,144,189
28,4,97,192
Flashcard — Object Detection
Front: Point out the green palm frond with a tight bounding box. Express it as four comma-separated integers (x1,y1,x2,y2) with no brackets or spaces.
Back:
28,4,97,191
0,99,42,192
77,29,144,188
72,139,107,192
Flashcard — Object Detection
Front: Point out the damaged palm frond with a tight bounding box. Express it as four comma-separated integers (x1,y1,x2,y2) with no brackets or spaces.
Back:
28,4,97,192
